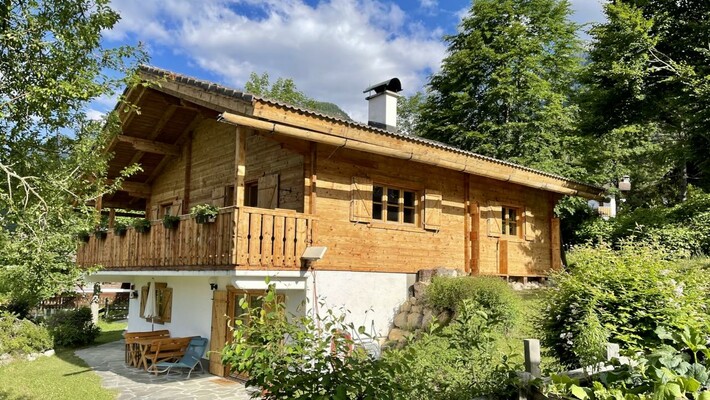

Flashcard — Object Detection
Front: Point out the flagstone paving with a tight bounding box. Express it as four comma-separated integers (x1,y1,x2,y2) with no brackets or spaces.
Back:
75,340,252,399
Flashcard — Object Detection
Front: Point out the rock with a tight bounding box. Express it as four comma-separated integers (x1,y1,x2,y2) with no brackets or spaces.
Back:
435,268,458,278
399,300,412,313
410,296,420,306
412,281,428,299
388,328,407,342
407,313,423,330
421,309,435,330
393,312,409,329
436,310,452,326
510,282,524,291
417,269,436,283
410,305,423,314
43,349,55,357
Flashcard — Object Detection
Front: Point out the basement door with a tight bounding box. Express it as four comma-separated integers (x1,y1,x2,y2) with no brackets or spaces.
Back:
209,287,284,378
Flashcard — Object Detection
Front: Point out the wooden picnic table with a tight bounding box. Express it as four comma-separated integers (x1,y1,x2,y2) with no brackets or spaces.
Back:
134,336,192,372
123,330,170,368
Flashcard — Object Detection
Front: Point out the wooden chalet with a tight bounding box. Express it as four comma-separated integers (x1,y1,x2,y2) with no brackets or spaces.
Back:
80,65,603,376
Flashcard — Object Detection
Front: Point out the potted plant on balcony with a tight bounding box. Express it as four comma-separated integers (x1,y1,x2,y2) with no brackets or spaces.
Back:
191,204,219,224
113,221,128,236
94,226,108,240
77,230,91,243
132,218,151,234
162,214,180,229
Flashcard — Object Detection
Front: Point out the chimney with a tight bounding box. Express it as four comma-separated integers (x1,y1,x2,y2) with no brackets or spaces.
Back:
363,78,402,132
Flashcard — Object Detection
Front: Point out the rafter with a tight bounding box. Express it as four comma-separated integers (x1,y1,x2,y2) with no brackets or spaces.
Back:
116,136,180,156
107,179,151,197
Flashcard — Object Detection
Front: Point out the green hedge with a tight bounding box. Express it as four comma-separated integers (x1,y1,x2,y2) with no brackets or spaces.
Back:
0,312,53,355
540,242,710,367
47,307,100,347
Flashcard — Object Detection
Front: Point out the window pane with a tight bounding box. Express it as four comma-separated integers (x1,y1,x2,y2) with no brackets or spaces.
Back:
403,207,415,223
387,205,399,222
509,222,517,236
373,186,383,202
404,191,415,207
387,188,399,204
373,203,383,220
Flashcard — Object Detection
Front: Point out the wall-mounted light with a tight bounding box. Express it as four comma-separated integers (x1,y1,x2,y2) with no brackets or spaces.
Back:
300,246,328,269
209,277,218,291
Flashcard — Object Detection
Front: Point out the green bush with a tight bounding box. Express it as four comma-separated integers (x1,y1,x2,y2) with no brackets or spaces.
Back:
0,311,53,355
540,241,710,368
46,307,100,347
425,275,520,330
383,299,519,399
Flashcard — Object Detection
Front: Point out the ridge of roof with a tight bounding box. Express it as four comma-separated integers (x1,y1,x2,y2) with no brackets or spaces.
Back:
137,65,604,193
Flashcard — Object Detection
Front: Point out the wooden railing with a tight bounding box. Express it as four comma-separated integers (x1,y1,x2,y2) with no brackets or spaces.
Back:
77,206,315,270
77,207,236,269
235,206,316,268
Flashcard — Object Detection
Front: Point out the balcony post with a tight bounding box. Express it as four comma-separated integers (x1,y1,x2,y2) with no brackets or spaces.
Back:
233,126,246,207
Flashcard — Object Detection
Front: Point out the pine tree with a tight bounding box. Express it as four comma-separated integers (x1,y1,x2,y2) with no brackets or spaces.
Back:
418,0,583,176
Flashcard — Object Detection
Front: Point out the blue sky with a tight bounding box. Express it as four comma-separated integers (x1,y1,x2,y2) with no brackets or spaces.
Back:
99,0,605,122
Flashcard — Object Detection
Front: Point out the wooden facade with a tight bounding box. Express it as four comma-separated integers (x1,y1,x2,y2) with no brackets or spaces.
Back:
77,66,603,278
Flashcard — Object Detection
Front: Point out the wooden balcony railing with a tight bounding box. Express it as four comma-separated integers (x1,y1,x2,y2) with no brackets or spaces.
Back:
76,206,315,270
235,206,315,268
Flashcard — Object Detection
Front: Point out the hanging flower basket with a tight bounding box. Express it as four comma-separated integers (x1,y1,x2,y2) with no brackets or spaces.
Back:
191,204,219,224
162,215,180,229
94,227,108,240
132,218,151,234
113,222,128,236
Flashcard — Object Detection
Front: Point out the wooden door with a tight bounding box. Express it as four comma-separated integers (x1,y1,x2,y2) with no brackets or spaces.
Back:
209,290,228,376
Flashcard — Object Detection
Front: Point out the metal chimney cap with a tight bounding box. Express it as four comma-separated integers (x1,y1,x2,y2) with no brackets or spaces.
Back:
363,78,402,94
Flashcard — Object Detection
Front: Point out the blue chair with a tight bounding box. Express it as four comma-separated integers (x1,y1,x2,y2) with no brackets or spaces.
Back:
152,336,208,378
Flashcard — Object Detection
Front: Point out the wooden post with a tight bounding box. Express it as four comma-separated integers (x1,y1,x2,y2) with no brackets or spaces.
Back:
183,132,193,212
233,127,246,207
524,339,541,378
471,201,480,275
108,208,116,229
463,174,470,274
309,142,317,245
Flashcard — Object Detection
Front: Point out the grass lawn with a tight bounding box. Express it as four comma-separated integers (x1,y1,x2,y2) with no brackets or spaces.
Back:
0,319,126,400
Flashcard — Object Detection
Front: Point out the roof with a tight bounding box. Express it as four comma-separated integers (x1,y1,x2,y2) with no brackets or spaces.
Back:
136,65,604,198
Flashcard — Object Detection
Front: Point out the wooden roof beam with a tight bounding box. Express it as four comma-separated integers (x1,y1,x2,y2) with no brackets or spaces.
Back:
116,135,181,156
107,179,152,197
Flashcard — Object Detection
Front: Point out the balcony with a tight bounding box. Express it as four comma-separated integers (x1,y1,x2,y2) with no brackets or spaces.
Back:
77,207,316,270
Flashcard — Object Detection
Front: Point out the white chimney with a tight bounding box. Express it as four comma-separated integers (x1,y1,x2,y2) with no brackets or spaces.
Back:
363,78,402,132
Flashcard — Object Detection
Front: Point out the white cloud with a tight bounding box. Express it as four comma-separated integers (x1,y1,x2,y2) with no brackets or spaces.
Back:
86,109,106,121
420,0,437,9
108,0,445,122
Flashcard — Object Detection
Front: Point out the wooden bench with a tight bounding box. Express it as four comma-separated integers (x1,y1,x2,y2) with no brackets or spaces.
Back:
144,337,192,374
123,330,170,367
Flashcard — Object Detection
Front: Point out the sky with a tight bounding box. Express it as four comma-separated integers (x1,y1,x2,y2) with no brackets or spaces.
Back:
100,0,606,123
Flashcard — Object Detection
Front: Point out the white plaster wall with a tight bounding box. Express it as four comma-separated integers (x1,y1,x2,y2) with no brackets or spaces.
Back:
305,270,409,338
127,276,213,346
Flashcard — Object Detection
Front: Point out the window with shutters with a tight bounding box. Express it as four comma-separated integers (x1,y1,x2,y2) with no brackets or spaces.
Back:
372,184,417,225
501,206,520,237
245,182,258,207
139,282,173,324
159,203,173,218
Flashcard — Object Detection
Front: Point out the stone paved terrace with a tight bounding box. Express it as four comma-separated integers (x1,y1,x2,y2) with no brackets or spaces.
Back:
75,340,252,399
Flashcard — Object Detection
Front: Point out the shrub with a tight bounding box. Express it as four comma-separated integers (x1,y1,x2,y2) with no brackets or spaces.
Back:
383,299,519,399
540,241,710,368
46,307,100,347
190,204,218,224
132,218,151,233
425,275,520,330
0,311,53,355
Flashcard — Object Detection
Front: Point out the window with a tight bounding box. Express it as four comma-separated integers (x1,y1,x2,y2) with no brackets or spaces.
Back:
224,185,235,207
159,203,173,218
501,207,519,236
139,282,172,324
372,184,417,224
245,182,258,207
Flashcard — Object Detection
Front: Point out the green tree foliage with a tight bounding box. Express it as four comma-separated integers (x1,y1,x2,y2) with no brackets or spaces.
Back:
244,72,351,120
418,0,584,176
396,91,425,135
541,241,710,368
578,1,710,207
0,0,145,311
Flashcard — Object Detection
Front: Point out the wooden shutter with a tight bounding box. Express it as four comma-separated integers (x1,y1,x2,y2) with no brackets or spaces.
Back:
150,206,159,220
486,203,502,237
171,200,183,215
159,287,173,323
209,290,228,376
257,174,279,209
350,177,372,223
212,187,226,207
423,189,442,231
139,286,148,318
524,207,535,241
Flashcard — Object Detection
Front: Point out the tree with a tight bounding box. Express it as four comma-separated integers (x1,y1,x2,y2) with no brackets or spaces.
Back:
397,91,425,135
578,1,710,207
244,72,351,120
418,0,584,177
0,0,145,312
